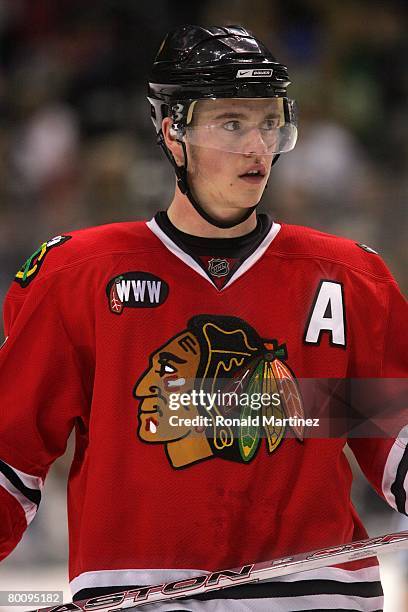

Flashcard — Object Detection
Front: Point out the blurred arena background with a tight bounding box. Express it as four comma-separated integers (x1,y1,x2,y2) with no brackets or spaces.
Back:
0,0,407,610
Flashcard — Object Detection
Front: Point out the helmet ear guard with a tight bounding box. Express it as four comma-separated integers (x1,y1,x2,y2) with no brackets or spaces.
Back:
148,97,169,134
157,129,188,191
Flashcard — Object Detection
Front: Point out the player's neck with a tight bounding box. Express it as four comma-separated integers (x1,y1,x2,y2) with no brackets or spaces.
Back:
167,188,258,238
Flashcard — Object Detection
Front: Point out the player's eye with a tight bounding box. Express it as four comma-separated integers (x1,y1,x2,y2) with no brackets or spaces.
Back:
261,117,280,130
223,120,241,132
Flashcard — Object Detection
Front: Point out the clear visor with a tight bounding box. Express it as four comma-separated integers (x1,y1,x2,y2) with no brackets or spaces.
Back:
174,98,297,156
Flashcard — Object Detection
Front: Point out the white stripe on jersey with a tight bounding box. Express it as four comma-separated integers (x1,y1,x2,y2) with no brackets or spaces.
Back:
222,222,281,290
382,424,408,513
70,564,382,612
70,564,381,594
145,218,281,292
0,459,43,524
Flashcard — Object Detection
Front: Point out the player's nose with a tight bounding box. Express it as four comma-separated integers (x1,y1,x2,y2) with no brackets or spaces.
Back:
242,127,270,156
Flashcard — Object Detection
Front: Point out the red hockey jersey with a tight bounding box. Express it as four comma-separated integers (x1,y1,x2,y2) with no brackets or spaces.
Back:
0,214,407,611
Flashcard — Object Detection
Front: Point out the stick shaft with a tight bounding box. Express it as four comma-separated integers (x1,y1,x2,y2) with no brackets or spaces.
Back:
29,531,408,612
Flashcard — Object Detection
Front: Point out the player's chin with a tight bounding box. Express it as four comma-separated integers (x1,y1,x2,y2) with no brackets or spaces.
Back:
234,181,266,203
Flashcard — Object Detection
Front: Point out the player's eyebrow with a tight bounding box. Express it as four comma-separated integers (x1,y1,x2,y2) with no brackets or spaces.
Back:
209,111,281,121
210,112,248,120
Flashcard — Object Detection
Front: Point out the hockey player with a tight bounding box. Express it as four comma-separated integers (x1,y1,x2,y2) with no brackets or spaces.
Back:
0,25,407,612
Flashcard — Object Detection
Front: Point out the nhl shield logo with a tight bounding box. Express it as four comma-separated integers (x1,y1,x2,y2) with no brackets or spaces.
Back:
208,258,229,278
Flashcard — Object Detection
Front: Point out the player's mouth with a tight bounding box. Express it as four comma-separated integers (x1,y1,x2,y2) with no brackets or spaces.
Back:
238,164,266,184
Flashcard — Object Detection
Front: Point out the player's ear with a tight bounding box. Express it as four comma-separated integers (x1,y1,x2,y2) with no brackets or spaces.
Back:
162,117,184,166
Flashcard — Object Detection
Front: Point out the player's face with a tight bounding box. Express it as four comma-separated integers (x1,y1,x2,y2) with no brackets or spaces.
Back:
134,332,201,443
185,99,275,211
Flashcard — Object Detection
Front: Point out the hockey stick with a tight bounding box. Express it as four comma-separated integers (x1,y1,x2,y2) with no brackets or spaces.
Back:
29,530,408,612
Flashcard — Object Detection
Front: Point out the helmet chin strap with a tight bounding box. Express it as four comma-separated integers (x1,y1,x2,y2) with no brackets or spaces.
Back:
159,132,279,230
178,140,257,229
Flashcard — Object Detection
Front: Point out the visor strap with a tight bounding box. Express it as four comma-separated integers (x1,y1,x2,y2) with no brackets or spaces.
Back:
158,131,190,195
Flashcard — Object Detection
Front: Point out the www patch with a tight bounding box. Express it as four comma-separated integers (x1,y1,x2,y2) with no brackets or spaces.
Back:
106,272,169,314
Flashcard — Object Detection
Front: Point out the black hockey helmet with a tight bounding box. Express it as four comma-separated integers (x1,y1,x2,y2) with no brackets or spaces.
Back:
147,25,297,228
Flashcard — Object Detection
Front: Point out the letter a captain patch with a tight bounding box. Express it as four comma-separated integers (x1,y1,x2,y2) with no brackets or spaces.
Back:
304,280,346,347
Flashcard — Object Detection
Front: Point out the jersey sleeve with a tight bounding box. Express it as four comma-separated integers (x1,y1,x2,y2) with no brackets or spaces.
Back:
348,278,408,515
0,276,90,560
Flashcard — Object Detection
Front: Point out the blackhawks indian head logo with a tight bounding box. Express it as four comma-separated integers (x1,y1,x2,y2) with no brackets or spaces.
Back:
133,315,304,469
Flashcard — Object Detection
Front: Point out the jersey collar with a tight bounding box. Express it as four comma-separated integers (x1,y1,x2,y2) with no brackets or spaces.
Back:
146,213,281,291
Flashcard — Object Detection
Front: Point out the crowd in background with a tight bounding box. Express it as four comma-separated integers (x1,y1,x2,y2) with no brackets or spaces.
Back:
0,0,407,602
0,0,407,302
